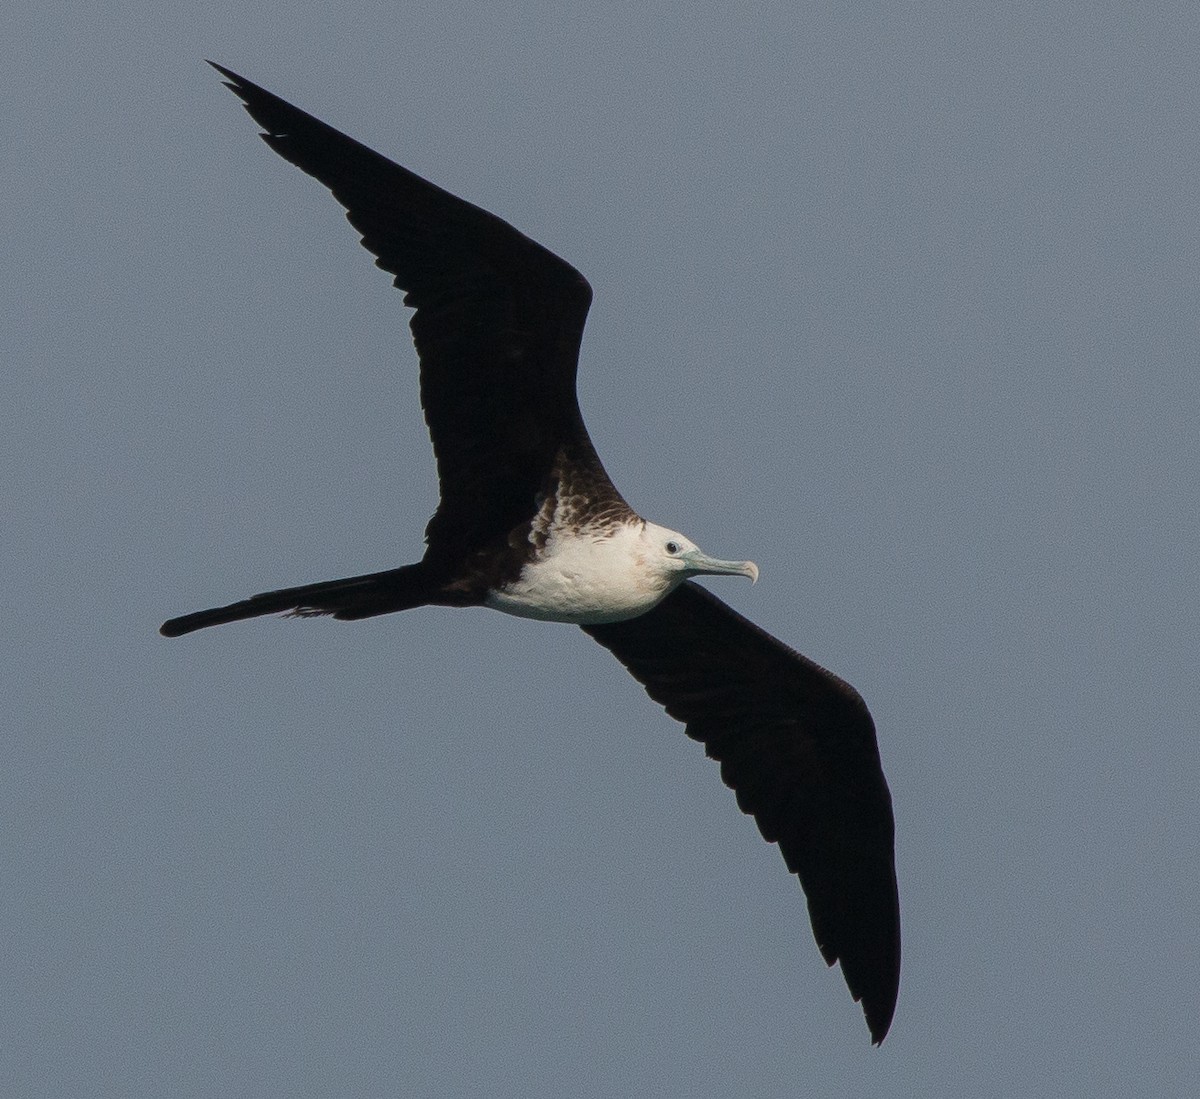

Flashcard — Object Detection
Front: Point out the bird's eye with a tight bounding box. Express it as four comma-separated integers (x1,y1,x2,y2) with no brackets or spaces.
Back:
665,541,680,555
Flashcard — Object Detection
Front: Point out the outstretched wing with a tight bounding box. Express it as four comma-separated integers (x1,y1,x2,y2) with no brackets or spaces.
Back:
584,581,900,1043
211,64,611,561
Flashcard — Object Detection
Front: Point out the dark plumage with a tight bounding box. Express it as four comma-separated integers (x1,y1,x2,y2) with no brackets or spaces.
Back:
161,63,900,1042
585,584,898,1042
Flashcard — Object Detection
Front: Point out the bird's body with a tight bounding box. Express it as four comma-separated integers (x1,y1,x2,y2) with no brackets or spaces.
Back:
485,517,677,624
487,518,757,625
162,63,901,1044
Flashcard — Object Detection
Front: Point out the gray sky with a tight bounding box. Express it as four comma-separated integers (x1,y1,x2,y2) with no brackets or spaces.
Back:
5,3,1198,1096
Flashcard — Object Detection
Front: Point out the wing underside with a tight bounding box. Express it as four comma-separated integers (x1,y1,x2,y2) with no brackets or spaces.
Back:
210,63,612,561
584,581,900,1043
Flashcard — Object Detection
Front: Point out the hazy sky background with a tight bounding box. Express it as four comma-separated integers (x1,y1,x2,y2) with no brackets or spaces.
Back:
5,3,1198,1096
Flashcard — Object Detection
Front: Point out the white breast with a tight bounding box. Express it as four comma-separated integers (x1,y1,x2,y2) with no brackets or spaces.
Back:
485,521,672,625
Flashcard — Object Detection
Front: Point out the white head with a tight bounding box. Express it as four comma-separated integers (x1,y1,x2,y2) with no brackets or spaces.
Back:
636,520,759,596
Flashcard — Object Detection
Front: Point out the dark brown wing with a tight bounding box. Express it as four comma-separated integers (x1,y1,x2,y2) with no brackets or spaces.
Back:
584,581,900,1044
210,64,611,561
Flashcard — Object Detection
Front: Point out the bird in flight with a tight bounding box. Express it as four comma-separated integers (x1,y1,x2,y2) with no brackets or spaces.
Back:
163,62,900,1043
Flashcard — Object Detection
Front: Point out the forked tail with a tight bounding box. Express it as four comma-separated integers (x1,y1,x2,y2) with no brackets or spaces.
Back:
160,562,435,637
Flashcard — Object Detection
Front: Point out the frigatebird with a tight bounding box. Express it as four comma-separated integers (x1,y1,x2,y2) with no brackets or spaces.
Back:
162,63,900,1043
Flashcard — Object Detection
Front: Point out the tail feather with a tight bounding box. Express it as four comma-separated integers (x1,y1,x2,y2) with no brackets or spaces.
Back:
160,562,434,637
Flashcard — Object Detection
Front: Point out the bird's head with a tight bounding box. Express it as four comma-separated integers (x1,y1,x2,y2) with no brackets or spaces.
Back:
638,521,759,594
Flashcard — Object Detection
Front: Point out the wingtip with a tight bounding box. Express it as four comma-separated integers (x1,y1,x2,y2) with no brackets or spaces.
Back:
860,967,899,1046
814,888,899,1045
867,1006,895,1046
206,60,254,100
